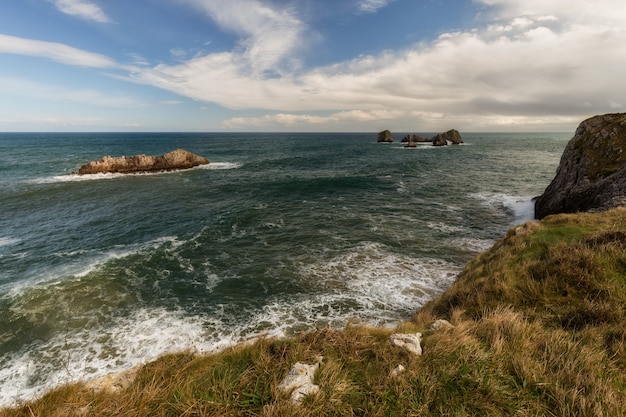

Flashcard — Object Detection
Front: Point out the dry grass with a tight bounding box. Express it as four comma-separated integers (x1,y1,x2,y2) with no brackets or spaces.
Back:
3,208,626,417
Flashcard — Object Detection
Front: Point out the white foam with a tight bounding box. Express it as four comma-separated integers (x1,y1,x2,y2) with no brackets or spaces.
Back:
447,237,496,253
198,162,243,170
0,241,462,408
298,242,461,319
427,222,465,234
471,192,536,225
3,236,184,299
0,237,20,247
0,307,221,408
29,162,242,184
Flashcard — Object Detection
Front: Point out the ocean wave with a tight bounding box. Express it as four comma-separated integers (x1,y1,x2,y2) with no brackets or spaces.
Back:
2,236,185,299
298,241,461,317
0,240,462,408
471,192,535,224
447,237,496,253
198,162,243,170
0,307,220,408
28,162,243,184
0,237,20,247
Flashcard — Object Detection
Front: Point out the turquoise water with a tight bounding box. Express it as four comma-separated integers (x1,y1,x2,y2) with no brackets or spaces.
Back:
0,132,568,405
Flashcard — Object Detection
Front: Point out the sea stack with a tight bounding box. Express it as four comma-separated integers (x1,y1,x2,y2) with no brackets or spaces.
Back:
534,113,626,219
377,130,394,143
78,149,209,175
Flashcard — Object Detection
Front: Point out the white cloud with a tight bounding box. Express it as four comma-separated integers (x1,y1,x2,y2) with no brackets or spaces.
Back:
50,0,110,23
128,0,624,131
0,77,141,108
358,0,393,13
221,109,434,129
179,0,305,74
0,34,119,68
159,100,185,105
4,0,626,131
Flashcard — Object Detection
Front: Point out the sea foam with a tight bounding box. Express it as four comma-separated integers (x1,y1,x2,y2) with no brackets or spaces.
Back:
472,192,536,225
29,162,243,184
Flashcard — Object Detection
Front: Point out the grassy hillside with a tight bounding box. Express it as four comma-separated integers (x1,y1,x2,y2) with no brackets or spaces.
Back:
3,208,626,417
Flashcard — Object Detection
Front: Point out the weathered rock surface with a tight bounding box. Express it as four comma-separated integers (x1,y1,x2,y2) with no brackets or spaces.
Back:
377,130,394,143
430,319,455,332
535,113,626,219
401,134,428,143
441,129,464,144
431,129,463,146
278,361,321,404
431,133,448,147
78,149,209,175
383,130,463,146
390,364,406,378
389,332,422,355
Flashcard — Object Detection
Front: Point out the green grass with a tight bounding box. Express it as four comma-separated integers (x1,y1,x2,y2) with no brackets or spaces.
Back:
3,208,626,417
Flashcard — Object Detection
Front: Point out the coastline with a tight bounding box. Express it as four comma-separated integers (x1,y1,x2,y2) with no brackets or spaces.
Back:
4,206,626,415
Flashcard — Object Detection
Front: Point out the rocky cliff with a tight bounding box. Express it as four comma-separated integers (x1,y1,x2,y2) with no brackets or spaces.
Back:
535,113,626,219
377,130,394,143
432,129,464,146
78,149,209,175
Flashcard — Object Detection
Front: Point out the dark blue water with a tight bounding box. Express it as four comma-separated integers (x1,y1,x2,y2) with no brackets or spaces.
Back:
0,132,568,405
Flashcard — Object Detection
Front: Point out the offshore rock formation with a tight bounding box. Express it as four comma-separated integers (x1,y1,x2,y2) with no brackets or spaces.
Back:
432,129,464,146
401,134,429,143
535,113,626,219
78,149,209,175
377,130,394,143
381,129,463,146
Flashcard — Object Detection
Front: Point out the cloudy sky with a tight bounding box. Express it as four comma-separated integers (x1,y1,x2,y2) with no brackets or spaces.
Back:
0,0,624,132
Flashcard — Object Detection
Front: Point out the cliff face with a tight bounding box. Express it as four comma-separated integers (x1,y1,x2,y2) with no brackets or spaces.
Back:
535,113,626,219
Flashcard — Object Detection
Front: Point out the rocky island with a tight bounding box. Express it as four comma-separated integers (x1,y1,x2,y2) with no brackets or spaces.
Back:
377,129,464,146
77,149,209,175
535,113,626,218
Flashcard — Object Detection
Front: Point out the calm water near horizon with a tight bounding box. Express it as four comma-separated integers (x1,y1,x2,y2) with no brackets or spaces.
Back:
0,132,569,406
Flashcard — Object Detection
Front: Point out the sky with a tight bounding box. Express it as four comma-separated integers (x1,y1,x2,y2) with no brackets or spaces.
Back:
0,0,625,132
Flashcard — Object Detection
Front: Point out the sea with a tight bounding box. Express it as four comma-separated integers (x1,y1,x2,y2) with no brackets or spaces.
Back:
0,132,568,406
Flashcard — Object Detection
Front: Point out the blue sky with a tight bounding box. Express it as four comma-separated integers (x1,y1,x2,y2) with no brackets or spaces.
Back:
0,0,625,132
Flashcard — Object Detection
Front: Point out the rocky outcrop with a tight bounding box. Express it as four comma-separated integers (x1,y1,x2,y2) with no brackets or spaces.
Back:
389,332,422,355
441,129,464,145
431,129,464,146
401,134,428,143
78,149,209,175
278,359,322,404
377,130,393,143
431,133,448,147
535,113,626,219
381,130,463,146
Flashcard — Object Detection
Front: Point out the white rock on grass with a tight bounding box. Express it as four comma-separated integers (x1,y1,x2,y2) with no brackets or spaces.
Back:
278,361,320,404
389,332,422,355
290,383,320,404
390,364,406,378
430,319,455,332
